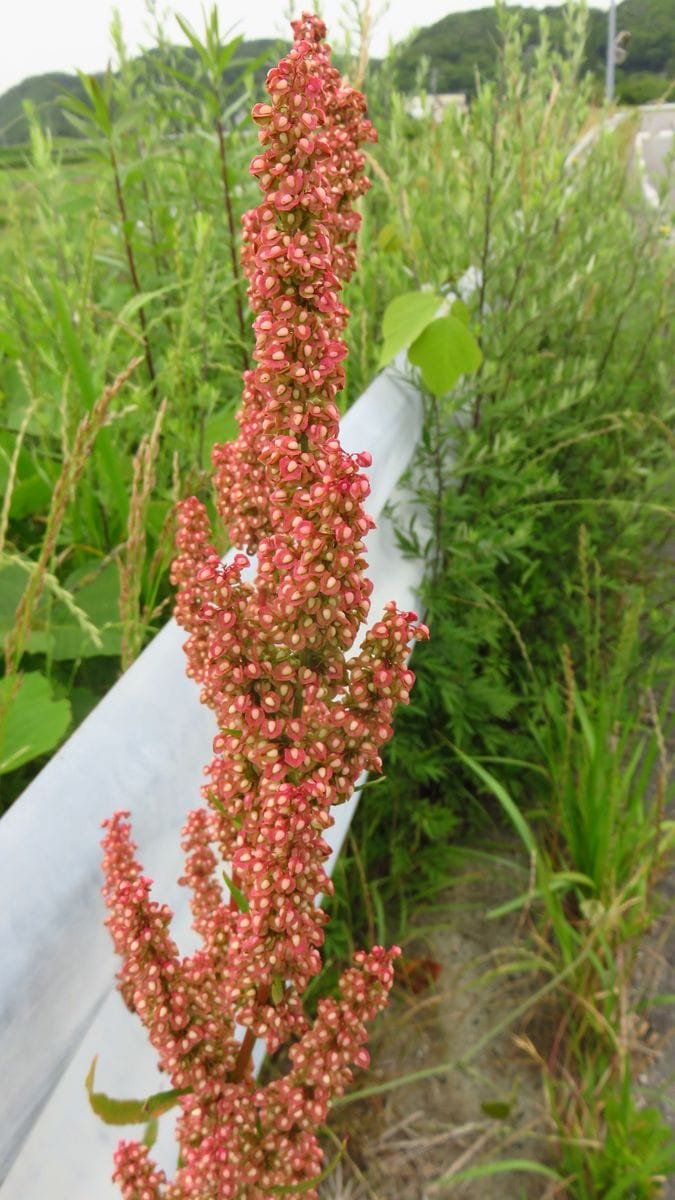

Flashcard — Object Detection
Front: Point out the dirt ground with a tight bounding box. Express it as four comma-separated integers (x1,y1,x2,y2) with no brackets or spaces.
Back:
321,855,675,1200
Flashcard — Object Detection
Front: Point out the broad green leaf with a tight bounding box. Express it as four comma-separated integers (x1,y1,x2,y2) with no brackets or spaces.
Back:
1,559,121,663
51,562,123,660
378,291,441,368
9,474,53,520
70,686,100,726
25,630,53,654
0,672,71,774
85,1058,190,1125
48,619,122,662
408,314,482,395
450,298,471,324
0,563,28,636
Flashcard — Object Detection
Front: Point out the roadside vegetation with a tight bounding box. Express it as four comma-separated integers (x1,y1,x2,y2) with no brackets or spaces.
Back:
0,2,673,1195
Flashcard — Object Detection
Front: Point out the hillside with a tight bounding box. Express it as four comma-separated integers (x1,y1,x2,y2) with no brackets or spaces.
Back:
0,39,281,145
0,0,673,143
395,0,674,99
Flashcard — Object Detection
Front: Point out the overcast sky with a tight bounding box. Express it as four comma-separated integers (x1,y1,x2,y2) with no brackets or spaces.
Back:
3,0,610,97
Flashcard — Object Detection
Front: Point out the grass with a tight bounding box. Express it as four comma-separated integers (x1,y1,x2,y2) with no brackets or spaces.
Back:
319,6,674,1193
0,12,273,805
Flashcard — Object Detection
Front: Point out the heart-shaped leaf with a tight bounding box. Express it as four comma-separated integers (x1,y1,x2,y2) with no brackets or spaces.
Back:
0,672,71,775
378,291,442,368
408,314,482,395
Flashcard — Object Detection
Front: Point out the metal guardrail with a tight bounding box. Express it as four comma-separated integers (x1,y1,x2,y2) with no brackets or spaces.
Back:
0,364,426,1197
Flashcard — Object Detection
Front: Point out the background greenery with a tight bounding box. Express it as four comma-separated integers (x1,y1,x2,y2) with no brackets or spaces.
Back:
394,0,674,101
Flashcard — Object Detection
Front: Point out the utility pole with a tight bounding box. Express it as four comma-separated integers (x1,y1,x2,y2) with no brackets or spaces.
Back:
606,0,617,102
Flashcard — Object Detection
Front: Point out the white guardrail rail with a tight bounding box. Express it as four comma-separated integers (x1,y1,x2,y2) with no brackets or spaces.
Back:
0,364,426,1198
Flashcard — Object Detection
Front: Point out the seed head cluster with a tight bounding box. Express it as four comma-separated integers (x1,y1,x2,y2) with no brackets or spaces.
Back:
101,15,427,1198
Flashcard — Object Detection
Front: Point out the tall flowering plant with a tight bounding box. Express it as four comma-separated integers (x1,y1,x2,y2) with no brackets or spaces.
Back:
101,15,427,1198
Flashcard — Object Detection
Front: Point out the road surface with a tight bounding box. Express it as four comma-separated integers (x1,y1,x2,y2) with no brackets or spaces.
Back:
636,104,675,213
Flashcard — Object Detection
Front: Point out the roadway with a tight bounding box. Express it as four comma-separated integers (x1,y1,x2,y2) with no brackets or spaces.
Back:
635,103,675,213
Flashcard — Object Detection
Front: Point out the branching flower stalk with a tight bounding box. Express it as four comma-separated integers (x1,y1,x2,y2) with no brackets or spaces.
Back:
101,16,427,1198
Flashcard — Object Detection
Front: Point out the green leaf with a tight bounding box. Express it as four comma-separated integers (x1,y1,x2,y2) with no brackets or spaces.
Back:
450,298,471,324
271,974,284,1005
434,1158,564,1186
85,1058,190,1125
0,562,29,637
452,747,536,855
487,871,594,919
408,314,483,395
175,15,211,70
143,1117,159,1149
50,273,96,409
78,73,113,137
222,870,249,912
8,473,53,520
106,285,177,344
50,562,123,660
0,672,71,774
378,291,441,368
480,1099,512,1119
217,35,244,75
377,222,404,253
49,272,129,526
202,407,240,469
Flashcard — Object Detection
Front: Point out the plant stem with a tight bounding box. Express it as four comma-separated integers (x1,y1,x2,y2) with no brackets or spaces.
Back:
472,101,499,432
232,983,271,1083
109,142,158,396
214,116,249,371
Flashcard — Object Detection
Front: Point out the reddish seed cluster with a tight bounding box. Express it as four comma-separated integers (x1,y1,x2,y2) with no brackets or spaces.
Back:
212,11,377,553
102,15,428,1199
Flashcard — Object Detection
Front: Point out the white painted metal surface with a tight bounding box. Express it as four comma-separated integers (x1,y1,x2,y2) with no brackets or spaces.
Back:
0,364,426,1197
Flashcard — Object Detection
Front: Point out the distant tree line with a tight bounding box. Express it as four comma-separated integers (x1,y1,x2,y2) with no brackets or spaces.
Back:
394,0,673,102
0,0,672,147
0,40,280,146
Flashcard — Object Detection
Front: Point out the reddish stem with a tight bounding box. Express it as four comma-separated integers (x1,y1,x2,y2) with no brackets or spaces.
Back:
232,984,271,1083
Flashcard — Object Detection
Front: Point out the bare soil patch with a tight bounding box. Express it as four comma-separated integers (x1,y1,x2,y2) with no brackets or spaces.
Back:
323,853,674,1199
